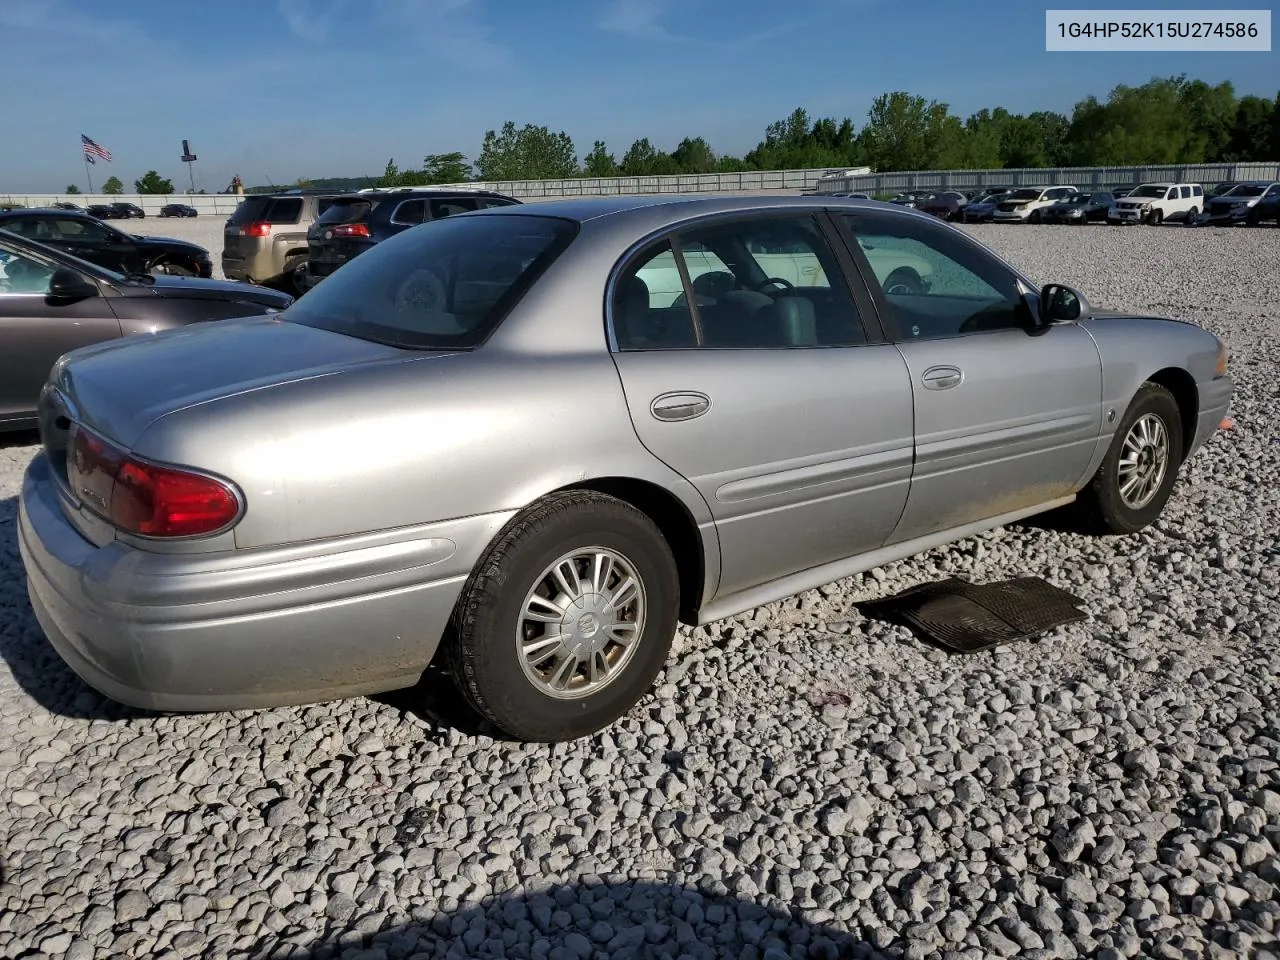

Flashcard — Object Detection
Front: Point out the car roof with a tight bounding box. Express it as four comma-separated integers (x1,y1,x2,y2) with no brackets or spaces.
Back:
464,193,905,225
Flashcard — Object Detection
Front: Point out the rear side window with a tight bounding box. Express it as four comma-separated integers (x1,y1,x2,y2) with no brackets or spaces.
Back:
284,214,578,350
317,200,373,225
389,199,426,224
430,198,479,219
228,196,303,224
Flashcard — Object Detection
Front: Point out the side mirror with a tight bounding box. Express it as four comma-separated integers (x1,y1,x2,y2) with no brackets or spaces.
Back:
48,267,99,301
1039,283,1087,324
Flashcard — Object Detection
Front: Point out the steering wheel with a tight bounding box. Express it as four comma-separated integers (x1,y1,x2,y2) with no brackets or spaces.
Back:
754,276,795,294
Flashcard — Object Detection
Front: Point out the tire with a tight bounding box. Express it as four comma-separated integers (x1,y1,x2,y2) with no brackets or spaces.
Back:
1075,383,1184,535
1186,206,1199,224
1246,209,1262,227
1147,208,1164,226
1029,209,1042,224
444,490,679,742
148,260,195,277
883,267,925,295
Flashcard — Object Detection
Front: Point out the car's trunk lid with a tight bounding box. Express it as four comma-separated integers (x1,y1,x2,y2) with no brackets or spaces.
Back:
45,316,420,451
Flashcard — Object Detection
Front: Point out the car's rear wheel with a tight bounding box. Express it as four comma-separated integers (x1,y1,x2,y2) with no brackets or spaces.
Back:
883,267,925,295
444,490,679,742
1076,382,1183,535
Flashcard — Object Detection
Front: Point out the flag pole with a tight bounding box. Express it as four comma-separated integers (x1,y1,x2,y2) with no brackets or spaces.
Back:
83,154,94,194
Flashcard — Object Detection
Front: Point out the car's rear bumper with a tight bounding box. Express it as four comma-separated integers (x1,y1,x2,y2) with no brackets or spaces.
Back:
18,453,511,712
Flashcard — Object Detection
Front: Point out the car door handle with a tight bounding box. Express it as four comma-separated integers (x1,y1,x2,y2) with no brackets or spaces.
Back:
922,365,963,390
650,392,711,422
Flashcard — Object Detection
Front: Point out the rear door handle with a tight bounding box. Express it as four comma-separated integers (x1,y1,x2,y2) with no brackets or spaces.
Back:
650,391,711,422
922,365,963,390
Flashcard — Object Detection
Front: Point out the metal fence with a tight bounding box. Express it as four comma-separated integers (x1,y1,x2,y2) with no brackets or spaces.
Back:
4,161,1277,214
812,162,1280,196
0,193,247,216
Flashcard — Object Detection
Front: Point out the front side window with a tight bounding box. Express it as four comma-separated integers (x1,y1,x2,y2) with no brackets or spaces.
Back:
839,212,1031,341
613,215,866,350
284,214,577,350
430,198,480,219
0,245,56,294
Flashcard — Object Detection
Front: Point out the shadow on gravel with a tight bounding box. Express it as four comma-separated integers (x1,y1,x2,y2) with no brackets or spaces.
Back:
0,493,152,722
251,880,890,960
372,660,491,740
0,427,39,448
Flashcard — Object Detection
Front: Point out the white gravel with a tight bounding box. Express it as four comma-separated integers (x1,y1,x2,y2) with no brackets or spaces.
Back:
2,222,1278,960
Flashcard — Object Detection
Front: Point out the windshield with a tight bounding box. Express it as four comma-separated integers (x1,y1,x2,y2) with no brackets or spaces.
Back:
1225,184,1268,197
284,214,578,350
1009,189,1041,200
1129,185,1168,199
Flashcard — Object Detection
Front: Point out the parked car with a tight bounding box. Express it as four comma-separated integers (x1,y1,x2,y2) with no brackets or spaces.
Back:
1040,192,1115,224
1205,181,1245,200
159,204,199,218
1110,186,1136,199
824,192,872,200
0,230,291,430
304,187,520,290
0,203,26,212
992,186,1079,223
222,190,343,294
1198,181,1280,226
1108,182,1203,225
889,192,930,209
961,192,1012,222
109,202,146,219
918,191,969,221
968,187,1013,203
17,195,1233,742
85,204,115,219
0,209,214,277
51,202,81,211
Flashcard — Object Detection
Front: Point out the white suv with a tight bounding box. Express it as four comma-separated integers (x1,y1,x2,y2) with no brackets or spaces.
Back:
991,186,1078,223
1108,182,1203,225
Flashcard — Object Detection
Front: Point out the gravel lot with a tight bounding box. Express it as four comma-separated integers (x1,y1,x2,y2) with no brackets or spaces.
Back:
2,221,1278,960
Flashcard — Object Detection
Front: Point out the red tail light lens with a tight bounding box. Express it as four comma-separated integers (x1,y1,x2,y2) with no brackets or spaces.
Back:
329,223,370,237
242,222,272,237
69,427,243,538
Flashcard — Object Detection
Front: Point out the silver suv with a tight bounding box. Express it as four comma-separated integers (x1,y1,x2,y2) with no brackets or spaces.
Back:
222,191,341,293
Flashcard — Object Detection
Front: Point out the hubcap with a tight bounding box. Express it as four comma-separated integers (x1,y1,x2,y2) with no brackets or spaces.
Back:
1118,413,1169,509
517,547,646,700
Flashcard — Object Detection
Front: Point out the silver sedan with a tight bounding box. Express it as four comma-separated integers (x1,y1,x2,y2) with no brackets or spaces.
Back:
18,195,1234,741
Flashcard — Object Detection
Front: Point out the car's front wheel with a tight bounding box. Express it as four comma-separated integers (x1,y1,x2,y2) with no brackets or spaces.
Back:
1076,382,1183,535
445,490,679,742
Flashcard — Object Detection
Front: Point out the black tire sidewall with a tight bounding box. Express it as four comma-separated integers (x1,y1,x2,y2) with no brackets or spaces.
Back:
452,497,678,741
1091,385,1184,533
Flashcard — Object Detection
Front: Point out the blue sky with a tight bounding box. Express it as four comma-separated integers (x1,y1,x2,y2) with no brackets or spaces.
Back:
0,0,1275,193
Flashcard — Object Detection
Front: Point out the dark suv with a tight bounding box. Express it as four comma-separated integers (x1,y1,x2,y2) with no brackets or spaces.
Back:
304,187,520,289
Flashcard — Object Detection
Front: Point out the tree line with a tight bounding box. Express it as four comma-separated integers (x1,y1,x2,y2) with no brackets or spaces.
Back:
252,74,1276,193
66,171,177,195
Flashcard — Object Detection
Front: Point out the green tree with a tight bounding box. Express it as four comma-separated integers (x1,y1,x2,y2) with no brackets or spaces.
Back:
1064,78,1196,165
1177,76,1237,161
716,155,752,172
746,107,861,169
477,121,578,180
620,138,664,176
861,92,959,171
671,136,717,174
379,158,402,187
101,176,123,195
136,170,175,194
582,141,619,177
65,184,81,194
422,152,471,183
1222,95,1275,160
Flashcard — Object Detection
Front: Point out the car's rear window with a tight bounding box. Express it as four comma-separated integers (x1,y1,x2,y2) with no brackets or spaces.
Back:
316,199,373,225
284,214,579,350
229,196,304,224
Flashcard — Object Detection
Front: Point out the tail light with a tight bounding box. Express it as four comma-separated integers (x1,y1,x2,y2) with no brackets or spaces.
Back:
242,222,272,237
329,223,370,238
69,426,244,538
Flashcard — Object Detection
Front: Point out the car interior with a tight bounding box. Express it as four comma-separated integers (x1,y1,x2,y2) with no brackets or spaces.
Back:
613,222,869,350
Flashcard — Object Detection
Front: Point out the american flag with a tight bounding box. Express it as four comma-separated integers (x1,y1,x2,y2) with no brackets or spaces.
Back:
81,134,112,164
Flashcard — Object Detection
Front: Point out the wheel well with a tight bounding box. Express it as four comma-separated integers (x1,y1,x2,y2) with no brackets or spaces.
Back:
565,477,706,625
1146,367,1198,462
